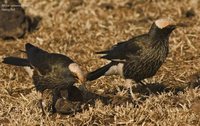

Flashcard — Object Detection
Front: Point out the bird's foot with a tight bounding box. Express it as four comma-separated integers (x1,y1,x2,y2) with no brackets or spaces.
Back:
37,92,46,116
124,79,140,100
138,81,152,94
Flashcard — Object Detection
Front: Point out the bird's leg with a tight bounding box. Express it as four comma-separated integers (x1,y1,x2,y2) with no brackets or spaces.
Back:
139,81,146,87
38,92,45,116
125,79,137,100
139,80,151,94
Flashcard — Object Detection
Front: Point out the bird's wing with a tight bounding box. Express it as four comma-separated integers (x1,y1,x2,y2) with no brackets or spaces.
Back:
31,53,76,91
33,69,76,91
96,34,150,62
25,43,51,75
25,43,74,75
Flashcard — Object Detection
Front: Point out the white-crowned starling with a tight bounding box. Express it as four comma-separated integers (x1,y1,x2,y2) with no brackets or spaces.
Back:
2,43,85,113
87,18,177,99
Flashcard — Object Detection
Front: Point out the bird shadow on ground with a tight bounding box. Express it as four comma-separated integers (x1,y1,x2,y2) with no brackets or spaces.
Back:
53,82,185,115
51,86,114,115
56,73,200,115
6,80,200,116
100,82,186,106
132,82,184,95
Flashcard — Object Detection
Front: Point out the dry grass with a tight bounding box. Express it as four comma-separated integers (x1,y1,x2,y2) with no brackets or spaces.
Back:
1,0,200,125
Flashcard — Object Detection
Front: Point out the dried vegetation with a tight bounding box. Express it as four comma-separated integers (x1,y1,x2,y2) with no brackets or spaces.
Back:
1,0,200,125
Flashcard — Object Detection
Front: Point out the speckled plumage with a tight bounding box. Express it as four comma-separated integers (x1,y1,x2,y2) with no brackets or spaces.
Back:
2,43,85,113
87,18,176,86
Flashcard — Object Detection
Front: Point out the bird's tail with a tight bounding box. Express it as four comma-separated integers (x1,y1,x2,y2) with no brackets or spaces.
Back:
25,43,36,51
87,62,116,81
25,43,48,60
2,56,30,67
96,50,109,54
25,43,47,53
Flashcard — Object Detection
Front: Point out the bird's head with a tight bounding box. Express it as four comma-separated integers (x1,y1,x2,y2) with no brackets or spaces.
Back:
149,18,177,39
155,18,176,32
68,63,86,84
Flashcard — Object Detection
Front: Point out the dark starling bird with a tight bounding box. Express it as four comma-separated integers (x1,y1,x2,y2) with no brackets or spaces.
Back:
87,18,177,98
0,0,41,39
2,43,85,113
41,84,110,114
41,85,83,114
54,85,112,114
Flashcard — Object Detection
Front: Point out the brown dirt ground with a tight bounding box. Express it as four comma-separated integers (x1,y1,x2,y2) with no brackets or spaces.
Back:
1,0,200,125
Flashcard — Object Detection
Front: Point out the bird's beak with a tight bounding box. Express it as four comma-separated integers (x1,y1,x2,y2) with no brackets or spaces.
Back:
171,25,177,30
175,23,188,28
170,22,187,31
